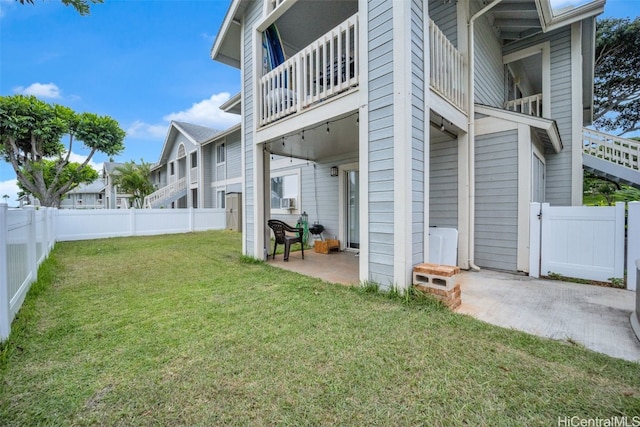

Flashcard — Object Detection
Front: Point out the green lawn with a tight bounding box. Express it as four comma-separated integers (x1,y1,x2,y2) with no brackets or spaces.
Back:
1,231,638,426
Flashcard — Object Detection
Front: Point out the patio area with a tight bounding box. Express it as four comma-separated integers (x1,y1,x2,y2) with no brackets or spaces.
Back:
267,250,640,362
267,247,360,286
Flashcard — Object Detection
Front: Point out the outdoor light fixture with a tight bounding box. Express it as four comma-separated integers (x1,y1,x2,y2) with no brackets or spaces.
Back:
330,166,339,177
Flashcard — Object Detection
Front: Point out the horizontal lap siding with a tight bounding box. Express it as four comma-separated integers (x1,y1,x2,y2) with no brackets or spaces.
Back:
474,5,503,107
546,29,573,205
227,135,242,179
243,2,262,255
504,27,574,206
428,0,458,47
368,0,394,284
270,155,357,240
430,132,458,228
475,130,518,271
202,144,214,208
411,0,425,266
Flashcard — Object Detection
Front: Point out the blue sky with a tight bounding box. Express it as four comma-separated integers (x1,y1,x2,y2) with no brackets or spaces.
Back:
0,0,638,205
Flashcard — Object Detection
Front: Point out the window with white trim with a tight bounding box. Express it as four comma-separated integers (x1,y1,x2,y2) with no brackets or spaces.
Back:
217,190,226,209
216,143,225,164
271,169,300,213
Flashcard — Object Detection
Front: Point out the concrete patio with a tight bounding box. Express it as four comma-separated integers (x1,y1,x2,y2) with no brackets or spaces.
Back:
267,249,640,362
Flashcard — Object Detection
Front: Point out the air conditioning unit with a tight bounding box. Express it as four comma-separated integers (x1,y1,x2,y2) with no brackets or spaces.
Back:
280,197,295,209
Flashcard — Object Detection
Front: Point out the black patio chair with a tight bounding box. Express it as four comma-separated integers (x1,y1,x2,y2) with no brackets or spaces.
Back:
267,219,304,261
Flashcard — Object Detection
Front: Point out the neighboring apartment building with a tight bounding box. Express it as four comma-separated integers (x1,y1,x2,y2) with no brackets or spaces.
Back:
59,180,106,209
210,0,609,290
59,162,131,209
145,121,242,209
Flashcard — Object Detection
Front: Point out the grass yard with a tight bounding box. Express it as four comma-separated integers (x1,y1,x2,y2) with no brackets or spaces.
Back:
1,231,639,426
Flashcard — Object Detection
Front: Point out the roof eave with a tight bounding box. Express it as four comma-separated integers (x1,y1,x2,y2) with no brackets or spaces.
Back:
220,92,242,114
211,0,244,69
475,104,563,153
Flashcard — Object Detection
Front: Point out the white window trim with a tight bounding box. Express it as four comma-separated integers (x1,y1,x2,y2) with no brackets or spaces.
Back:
503,42,551,119
270,168,301,215
216,142,226,165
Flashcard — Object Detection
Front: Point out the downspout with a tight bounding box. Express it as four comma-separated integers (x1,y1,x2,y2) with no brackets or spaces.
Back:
467,0,502,271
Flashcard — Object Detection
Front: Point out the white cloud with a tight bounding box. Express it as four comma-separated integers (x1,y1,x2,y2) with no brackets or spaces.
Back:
201,32,215,43
13,82,62,99
0,179,20,208
127,92,240,140
65,152,102,173
126,121,168,140
163,92,240,129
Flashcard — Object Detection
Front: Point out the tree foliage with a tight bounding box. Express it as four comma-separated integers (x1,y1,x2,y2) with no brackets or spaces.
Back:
16,0,103,15
594,17,640,136
0,95,125,207
16,159,99,196
112,161,154,209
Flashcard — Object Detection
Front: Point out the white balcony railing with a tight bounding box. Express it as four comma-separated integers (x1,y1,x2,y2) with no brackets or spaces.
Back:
504,93,543,117
190,167,198,184
583,128,640,172
143,176,187,208
429,19,466,112
259,14,359,126
259,15,467,125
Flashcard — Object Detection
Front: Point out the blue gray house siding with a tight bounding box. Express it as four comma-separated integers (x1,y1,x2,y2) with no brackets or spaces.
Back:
242,1,263,255
475,129,518,271
429,0,457,47
367,0,395,284
430,131,458,229
411,0,426,266
503,26,575,206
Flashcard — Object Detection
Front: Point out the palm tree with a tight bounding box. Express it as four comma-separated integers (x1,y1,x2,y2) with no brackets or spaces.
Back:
112,161,154,208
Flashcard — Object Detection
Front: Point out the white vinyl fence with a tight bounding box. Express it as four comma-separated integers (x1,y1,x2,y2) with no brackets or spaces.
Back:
1,205,226,341
530,202,639,290
56,208,225,241
0,205,56,341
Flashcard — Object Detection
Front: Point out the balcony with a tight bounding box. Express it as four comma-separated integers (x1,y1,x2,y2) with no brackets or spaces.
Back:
429,19,466,112
504,93,543,117
258,14,467,127
190,167,198,184
259,14,359,127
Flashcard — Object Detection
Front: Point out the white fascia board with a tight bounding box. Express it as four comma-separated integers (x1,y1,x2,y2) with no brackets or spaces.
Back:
475,105,562,153
211,0,243,66
220,92,242,114
201,123,242,147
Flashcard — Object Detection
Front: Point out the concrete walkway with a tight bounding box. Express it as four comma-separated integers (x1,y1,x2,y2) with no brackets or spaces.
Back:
456,269,640,362
267,251,640,362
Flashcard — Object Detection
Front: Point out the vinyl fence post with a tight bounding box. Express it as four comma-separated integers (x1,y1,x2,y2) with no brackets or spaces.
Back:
614,202,625,282
627,202,640,291
189,207,194,232
25,206,37,283
0,204,10,341
529,202,541,278
130,208,136,237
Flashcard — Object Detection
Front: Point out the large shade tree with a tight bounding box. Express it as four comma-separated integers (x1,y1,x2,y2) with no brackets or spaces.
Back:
594,17,640,136
0,95,125,207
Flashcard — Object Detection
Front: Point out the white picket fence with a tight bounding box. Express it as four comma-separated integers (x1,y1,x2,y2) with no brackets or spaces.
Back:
0,205,226,341
529,201,640,290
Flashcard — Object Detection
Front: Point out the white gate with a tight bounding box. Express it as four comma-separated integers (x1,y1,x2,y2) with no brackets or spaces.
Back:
529,203,625,283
